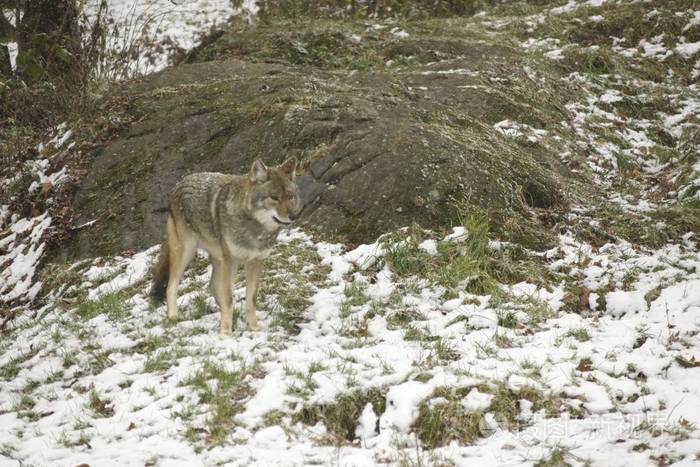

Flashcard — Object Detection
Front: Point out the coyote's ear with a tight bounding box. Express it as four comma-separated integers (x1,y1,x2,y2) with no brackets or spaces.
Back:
279,157,299,180
250,159,268,183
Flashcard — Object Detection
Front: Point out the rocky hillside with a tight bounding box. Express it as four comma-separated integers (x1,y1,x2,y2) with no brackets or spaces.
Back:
61,1,699,261
67,6,583,258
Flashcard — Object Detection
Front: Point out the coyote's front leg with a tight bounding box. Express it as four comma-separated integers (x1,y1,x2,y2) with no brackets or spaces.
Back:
245,260,262,331
212,257,237,335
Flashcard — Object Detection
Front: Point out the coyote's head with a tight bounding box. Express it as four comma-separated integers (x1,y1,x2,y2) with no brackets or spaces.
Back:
248,157,303,231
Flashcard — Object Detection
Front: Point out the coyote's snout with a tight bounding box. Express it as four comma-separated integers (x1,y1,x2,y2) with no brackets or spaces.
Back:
150,158,303,334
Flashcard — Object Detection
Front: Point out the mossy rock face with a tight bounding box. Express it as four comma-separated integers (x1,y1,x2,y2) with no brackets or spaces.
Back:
66,20,582,258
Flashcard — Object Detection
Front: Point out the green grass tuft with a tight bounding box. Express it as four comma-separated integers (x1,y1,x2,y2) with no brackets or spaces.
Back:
534,447,571,467
293,388,385,444
413,382,561,448
566,328,591,342
76,291,129,320
181,359,258,447
383,215,496,294
497,311,518,329
414,395,483,449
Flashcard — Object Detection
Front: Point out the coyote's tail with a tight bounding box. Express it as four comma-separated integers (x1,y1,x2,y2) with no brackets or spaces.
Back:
150,238,170,303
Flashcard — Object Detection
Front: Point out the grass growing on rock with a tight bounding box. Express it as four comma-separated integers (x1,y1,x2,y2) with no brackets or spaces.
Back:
383,214,558,296
382,217,495,295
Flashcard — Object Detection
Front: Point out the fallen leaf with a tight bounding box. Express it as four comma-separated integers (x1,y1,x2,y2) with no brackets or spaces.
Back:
577,359,592,372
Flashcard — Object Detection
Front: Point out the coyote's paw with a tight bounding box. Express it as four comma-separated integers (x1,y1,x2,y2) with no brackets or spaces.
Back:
246,322,259,332
219,326,233,336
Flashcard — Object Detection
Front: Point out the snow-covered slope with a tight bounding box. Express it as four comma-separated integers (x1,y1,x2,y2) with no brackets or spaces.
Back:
83,0,257,76
4,1,255,77
1,227,699,466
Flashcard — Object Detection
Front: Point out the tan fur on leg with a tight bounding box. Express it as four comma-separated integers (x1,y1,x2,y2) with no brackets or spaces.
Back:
165,216,197,319
215,259,237,335
245,260,262,331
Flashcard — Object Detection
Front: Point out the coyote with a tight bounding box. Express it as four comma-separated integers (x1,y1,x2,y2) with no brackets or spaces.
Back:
150,158,303,334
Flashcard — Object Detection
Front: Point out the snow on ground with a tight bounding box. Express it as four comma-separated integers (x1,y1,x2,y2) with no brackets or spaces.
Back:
3,0,253,77
0,125,76,305
82,0,257,76
511,0,700,210
0,225,699,466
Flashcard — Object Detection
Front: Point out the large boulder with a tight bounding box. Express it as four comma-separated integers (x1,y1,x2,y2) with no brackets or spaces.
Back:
66,20,581,258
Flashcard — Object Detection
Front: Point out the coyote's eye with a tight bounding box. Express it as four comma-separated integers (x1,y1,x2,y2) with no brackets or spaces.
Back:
270,195,280,202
